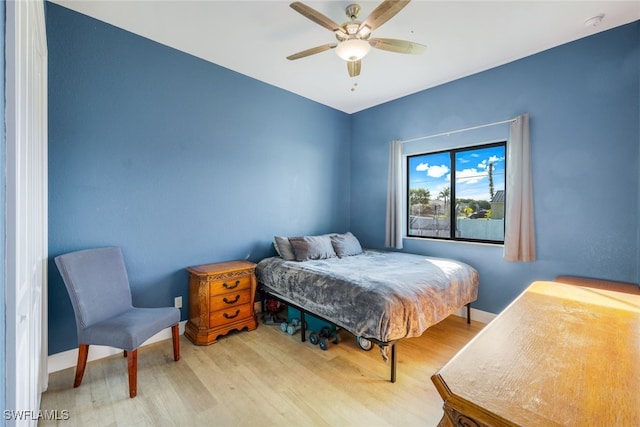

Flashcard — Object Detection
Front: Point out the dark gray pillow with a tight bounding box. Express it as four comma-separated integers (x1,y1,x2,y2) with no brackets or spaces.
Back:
289,235,337,261
274,236,296,261
330,232,363,257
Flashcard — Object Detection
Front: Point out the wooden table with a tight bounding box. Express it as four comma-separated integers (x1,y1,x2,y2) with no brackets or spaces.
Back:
431,280,640,427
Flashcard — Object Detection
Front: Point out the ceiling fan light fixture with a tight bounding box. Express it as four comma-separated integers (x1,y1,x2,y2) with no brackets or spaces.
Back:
335,38,371,61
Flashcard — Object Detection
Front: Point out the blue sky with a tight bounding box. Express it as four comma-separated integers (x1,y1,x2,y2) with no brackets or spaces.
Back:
408,145,505,202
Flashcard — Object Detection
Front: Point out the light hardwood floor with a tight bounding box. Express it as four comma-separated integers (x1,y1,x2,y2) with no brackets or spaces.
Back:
40,314,484,427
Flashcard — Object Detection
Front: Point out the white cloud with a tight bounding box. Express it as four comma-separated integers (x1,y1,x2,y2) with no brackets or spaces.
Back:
427,164,449,178
415,163,450,178
477,155,505,170
457,168,487,185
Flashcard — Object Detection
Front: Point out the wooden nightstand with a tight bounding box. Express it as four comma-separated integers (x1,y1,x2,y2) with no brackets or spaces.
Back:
185,260,258,345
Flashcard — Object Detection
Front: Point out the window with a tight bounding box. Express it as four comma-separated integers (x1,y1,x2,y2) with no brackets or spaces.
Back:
407,142,506,243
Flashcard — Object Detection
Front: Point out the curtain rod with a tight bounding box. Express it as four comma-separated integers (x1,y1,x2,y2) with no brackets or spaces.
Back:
399,117,516,144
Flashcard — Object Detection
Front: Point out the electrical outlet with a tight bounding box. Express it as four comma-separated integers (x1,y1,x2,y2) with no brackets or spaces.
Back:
174,296,182,309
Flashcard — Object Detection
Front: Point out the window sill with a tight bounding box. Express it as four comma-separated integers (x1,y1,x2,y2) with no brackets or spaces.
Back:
404,236,504,248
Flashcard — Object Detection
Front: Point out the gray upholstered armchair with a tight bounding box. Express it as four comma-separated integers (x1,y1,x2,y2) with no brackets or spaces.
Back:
54,247,180,398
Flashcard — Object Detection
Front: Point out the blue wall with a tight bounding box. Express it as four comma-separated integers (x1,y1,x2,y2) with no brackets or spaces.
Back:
46,3,351,354
351,21,640,314
47,0,639,355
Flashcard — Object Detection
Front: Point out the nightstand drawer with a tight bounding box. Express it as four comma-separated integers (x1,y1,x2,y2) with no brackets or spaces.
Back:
210,289,252,311
209,275,251,295
185,259,258,345
209,304,253,326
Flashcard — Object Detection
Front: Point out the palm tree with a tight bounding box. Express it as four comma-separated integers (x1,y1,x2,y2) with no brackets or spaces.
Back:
409,188,431,220
488,163,495,200
409,188,431,233
409,188,430,207
438,187,450,214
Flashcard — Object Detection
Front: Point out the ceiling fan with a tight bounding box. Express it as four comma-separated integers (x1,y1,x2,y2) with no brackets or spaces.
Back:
286,0,426,77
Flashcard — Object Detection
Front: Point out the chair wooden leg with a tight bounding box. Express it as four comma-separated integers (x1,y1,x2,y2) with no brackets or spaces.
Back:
172,324,180,361
127,349,138,398
123,350,127,357
73,344,89,388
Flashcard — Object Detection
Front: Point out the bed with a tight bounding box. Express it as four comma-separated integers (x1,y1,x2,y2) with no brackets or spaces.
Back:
255,232,479,382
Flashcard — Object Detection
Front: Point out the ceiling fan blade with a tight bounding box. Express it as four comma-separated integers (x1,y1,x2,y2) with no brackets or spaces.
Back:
369,38,426,54
358,0,411,35
287,43,337,60
347,60,361,77
290,2,343,33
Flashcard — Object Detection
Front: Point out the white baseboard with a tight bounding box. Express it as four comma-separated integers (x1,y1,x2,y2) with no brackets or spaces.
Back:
47,320,187,374
452,306,496,324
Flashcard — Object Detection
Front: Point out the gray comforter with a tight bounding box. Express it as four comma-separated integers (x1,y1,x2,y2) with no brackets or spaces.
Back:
256,250,479,344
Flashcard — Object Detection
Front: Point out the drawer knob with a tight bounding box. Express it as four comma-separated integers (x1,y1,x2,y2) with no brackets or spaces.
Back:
223,295,240,304
223,309,241,319
223,280,240,290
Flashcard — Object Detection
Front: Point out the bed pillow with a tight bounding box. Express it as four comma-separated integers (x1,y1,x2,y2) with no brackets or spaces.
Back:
289,235,337,261
330,232,363,257
274,236,296,261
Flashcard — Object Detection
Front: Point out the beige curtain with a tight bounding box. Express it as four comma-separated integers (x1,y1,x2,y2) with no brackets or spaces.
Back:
504,114,536,261
384,140,403,249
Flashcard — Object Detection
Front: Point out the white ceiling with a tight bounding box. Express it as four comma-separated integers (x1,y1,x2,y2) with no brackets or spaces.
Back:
50,1,640,114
